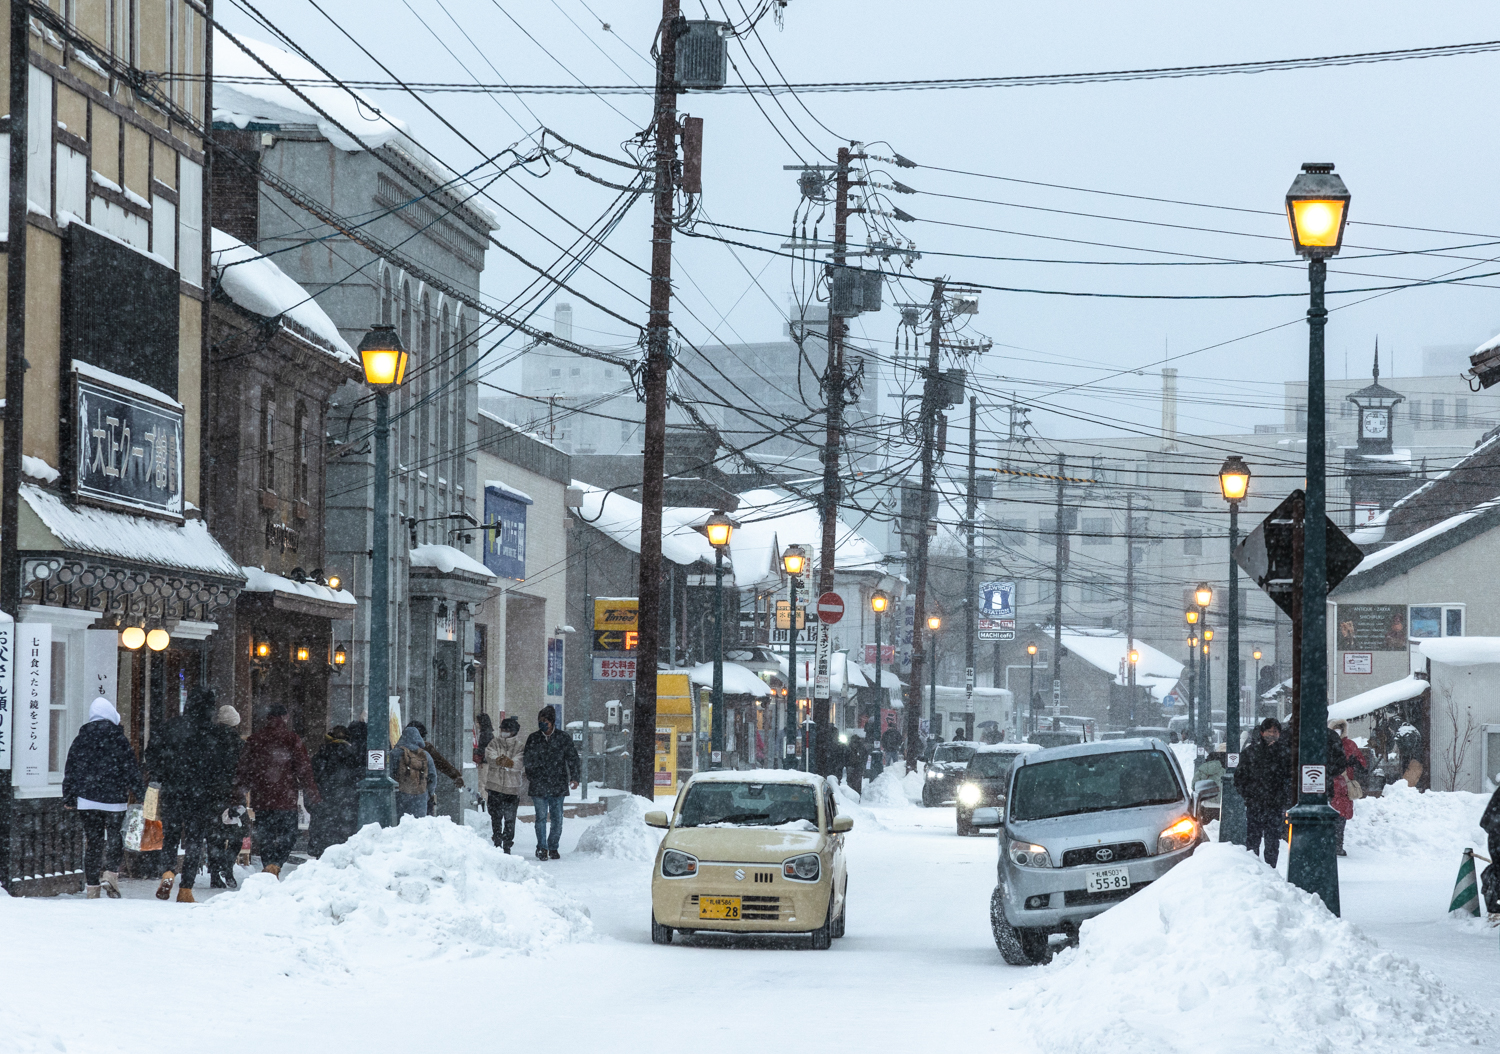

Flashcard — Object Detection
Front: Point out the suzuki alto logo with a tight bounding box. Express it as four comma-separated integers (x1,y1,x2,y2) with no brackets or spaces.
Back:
1095,848,1115,862
734,868,746,881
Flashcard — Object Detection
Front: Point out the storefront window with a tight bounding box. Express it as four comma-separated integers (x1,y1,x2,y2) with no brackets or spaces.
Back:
1410,605,1464,639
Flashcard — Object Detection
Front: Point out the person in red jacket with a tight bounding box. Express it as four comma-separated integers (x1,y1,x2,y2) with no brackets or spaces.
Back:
235,703,320,877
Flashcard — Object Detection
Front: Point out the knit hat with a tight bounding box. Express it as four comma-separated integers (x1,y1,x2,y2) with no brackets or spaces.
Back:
215,704,241,727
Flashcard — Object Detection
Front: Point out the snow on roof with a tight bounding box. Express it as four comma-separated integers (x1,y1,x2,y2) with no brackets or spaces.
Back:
21,484,243,579
409,544,495,579
931,685,1014,704
571,481,714,568
211,229,356,362
479,409,562,450
849,661,904,689
241,566,355,606
1349,508,1390,546
688,768,826,787
727,489,886,590
213,30,501,229
73,359,181,409
484,481,534,506
1343,498,1500,580
1060,628,1184,695
21,455,58,484
1327,675,1428,722
1417,637,1500,667
686,661,771,697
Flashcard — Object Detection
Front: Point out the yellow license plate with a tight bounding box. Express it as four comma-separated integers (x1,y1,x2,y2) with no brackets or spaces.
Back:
699,896,741,920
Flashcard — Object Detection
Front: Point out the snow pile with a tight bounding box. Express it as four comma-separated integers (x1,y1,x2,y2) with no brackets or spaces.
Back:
1345,782,1488,856
576,795,663,861
829,777,886,830
205,816,591,960
1010,844,1489,1053
861,768,917,808
409,543,496,579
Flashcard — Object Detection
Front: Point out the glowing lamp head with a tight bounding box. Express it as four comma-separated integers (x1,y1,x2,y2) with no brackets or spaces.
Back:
781,545,807,577
333,645,348,666
1194,583,1214,609
326,575,341,590
358,324,408,388
1026,642,1038,656
255,641,271,659
1185,609,1199,625
1253,649,1263,661
1218,454,1251,503
120,626,146,650
1188,636,1198,648
1203,628,1214,642
295,645,310,662
927,615,942,632
1285,163,1351,258
870,590,890,614
703,511,735,549
146,628,170,652
1128,649,1140,665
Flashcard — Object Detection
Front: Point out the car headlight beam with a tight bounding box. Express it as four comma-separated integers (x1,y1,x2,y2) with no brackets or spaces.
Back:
782,853,821,882
957,783,982,807
1155,816,1199,856
1007,839,1052,868
661,849,699,877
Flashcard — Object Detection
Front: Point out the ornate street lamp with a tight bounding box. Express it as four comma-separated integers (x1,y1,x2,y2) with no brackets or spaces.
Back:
870,590,889,734
1185,609,1199,742
702,512,736,768
1219,454,1252,844
926,614,941,738
781,544,808,767
1285,162,1351,915
1026,641,1038,735
358,323,408,829
1192,583,1213,750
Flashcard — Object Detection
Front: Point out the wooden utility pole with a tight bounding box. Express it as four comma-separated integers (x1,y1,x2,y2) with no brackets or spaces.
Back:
1125,493,1135,691
906,279,943,771
630,1,681,799
1052,455,1066,730
963,396,978,741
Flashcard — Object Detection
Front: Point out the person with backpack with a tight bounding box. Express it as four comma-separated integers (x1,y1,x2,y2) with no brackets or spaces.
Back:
62,698,145,899
235,703,320,877
483,716,525,852
393,724,437,819
146,687,241,902
522,705,580,860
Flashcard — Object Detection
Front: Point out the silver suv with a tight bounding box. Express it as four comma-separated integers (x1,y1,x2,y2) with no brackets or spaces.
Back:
988,738,1205,965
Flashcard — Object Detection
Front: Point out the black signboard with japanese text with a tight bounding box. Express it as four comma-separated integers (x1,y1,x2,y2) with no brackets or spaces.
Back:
71,370,184,519
1335,604,1408,651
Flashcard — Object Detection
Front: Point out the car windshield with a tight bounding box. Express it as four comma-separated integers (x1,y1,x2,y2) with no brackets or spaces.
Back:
933,745,976,764
967,752,1018,779
678,781,820,827
1009,750,1183,822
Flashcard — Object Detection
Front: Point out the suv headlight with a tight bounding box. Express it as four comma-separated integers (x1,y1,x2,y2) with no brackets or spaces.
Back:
926,769,941,780
1155,816,1198,856
782,853,821,881
661,849,698,877
1007,840,1052,868
957,783,982,807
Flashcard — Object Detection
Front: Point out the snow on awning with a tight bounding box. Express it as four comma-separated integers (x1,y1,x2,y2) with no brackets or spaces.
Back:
1327,675,1428,722
1417,637,1500,667
484,480,534,505
409,544,496,580
687,661,771,698
20,483,243,580
241,566,355,619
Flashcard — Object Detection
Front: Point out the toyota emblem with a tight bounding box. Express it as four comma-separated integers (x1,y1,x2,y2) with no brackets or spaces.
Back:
1094,848,1115,862
734,868,746,881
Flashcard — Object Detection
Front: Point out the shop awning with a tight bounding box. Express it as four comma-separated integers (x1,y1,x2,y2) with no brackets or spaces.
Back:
1327,675,1428,722
240,566,355,620
687,661,771,698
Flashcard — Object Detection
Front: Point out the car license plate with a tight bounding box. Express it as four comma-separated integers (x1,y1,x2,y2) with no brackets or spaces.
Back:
699,896,741,920
1085,867,1130,894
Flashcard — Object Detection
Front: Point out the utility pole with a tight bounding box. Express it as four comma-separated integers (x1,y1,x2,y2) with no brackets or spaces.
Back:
905,278,944,772
1125,493,1136,716
1051,455,1066,730
963,396,979,741
630,1,681,800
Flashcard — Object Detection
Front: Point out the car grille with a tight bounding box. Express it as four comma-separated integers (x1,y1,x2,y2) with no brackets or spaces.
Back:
1064,881,1150,907
689,894,782,920
1060,842,1149,868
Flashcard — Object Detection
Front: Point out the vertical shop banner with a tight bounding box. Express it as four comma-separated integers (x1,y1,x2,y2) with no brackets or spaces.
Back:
814,621,831,699
546,637,565,697
14,624,52,787
0,612,12,770
483,483,532,579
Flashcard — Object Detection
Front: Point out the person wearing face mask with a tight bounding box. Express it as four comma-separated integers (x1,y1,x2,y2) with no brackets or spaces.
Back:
1235,717,1293,867
522,705,580,860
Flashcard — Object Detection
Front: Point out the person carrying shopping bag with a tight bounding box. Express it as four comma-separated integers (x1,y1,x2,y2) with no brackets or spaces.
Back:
62,699,144,899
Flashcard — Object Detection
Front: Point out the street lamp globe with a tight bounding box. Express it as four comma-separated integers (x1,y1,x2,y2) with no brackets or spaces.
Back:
358,323,408,388
704,510,735,549
1194,583,1214,609
1218,455,1251,503
927,615,942,632
1285,163,1352,258
1026,642,1038,656
1128,649,1140,665
145,627,171,652
1185,609,1199,625
120,625,146,650
781,545,807,577
870,590,889,614
1203,627,1214,642
1253,649,1262,661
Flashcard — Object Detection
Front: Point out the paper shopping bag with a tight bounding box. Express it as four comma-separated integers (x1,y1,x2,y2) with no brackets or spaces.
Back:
140,818,164,852
142,782,162,822
123,804,145,852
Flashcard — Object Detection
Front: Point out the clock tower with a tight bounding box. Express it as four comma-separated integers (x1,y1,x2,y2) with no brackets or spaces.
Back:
1343,341,1411,528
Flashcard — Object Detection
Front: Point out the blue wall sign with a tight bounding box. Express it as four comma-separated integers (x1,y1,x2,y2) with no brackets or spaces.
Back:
483,484,532,579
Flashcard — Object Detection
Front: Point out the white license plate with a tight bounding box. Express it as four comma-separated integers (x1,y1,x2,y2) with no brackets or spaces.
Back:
1085,866,1130,894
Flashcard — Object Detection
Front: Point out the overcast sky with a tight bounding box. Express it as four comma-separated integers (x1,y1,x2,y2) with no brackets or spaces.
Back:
217,1,1500,444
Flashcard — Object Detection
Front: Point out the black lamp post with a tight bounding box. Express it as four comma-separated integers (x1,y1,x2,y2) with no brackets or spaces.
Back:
1285,162,1351,915
782,545,807,768
1218,455,1251,843
871,590,889,733
1184,609,1199,741
926,614,942,739
1026,642,1038,736
1193,583,1213,751
356,323,407,830
703,512,736,769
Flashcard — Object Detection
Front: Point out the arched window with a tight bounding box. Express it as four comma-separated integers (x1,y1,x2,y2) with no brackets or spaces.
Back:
400,281,412,353
381,270,393,326
294,401,309,501
260,387,276,492
419,294,433,503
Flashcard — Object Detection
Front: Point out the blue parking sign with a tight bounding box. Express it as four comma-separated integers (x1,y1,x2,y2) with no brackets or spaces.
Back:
980,581,1015,619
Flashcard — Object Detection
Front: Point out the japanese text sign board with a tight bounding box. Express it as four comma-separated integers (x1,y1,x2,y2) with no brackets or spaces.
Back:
546,638,565,697
13,623,51,787
814,621,832,699
593,656,637,681
73,372,183,518
0,613,11,770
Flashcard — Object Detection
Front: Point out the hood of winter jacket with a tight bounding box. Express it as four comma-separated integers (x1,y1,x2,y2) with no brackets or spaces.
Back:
396,726,425,751
89,698,121,725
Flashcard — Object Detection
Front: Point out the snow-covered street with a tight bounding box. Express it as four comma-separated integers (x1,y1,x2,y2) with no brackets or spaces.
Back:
3,782,1496,1054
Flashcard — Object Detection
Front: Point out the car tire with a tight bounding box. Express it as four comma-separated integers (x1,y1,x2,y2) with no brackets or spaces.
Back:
921,787,935,808
650,914,674,945
957,811,974,837
990,886,1047,966
832,880,847,938
809,894,834,950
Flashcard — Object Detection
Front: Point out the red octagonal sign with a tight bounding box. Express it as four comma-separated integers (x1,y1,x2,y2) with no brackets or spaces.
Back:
816,592,845,625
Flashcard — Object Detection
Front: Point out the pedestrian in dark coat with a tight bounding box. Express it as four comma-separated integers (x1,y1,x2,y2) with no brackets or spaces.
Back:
146,687,240,902
308,726,362,856
845,729,867,795
235,704,320,877
1235,717,1292,867
522,704,580,860
407,720,464,816
1480,784,1500,920
62,699,145,898
206,704,245,888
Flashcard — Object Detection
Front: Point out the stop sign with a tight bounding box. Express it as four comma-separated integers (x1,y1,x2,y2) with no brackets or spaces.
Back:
816,592,844,625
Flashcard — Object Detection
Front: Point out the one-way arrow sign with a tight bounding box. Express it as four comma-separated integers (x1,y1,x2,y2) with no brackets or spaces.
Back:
1235,489,1363,617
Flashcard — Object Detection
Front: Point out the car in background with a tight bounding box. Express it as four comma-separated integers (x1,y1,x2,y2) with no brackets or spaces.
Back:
645,770,852,950
989,738,1208,965
922,742,977,806
955,743,1040,835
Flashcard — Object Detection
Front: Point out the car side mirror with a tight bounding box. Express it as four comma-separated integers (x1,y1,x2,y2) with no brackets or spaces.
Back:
1192,779,1218,798
830,815,853,834
643,810,670,829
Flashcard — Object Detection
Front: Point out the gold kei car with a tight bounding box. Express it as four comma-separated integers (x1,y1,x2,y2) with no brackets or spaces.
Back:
645,770,853,949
